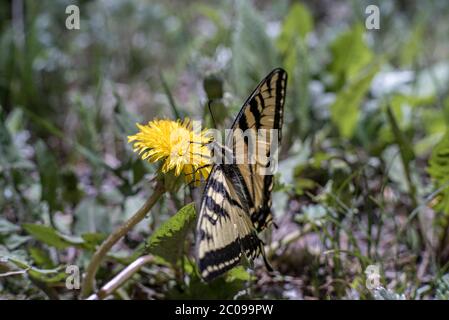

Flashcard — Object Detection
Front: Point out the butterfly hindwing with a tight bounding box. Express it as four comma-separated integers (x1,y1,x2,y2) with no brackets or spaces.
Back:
196,166,262,281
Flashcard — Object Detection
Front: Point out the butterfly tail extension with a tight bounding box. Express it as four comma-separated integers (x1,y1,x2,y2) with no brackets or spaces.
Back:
260,241,274,272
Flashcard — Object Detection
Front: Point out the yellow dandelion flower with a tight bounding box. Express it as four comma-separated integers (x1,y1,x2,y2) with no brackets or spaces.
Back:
128,119,212,185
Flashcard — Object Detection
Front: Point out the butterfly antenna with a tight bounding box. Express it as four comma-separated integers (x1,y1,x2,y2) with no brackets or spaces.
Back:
207,100,217,128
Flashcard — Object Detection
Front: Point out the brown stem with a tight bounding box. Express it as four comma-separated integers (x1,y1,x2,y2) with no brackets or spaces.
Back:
80,182,165,298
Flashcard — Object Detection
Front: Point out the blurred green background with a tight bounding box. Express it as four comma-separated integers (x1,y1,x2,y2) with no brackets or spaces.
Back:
1,0,449,299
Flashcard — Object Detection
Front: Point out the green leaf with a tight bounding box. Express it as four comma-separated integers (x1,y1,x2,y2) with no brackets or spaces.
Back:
428,131,449,183
225,266,253,282
5,108,25,134
330,62,380,138
4,234,31,250
0,106,21,165
390,94,436,128
28,267,68,283
35,140,60,212
329,24,374,89
81,232,107,249
113,91,140,136
399,22,425,67
159,72,183,119
0,218,20,235
23,223,83,249
28,247,54,269
168,264,252,299
0,246,66,283
276,3,313,138
386,105,415,165
373,287,406,300
146,203,196,265
428,130,449,214
61,168,83,206
23,108,114,171
231,0,278,98
386,104,417,206
277,3,313,53
436,274,449,299
73,198,112,235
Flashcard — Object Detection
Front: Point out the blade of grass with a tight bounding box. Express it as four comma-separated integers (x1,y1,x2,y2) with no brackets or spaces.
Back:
22,107,114,171
386,104,418,208
159,71,182,119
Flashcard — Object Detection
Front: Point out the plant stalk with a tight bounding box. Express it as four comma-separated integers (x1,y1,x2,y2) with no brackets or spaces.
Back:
80,181,165,298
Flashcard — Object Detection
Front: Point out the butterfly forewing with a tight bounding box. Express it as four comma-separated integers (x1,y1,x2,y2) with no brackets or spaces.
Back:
229,68,287,232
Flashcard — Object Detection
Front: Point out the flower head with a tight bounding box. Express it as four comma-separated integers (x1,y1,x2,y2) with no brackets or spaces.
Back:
128,119,211,185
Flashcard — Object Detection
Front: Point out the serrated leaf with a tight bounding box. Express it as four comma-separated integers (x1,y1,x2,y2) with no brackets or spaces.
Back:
428,130,449,214
388,94,436,132
428,131,449,182
146,203,196,265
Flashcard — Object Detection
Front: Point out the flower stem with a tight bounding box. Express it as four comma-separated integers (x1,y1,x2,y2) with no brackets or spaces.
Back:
80,181,165,298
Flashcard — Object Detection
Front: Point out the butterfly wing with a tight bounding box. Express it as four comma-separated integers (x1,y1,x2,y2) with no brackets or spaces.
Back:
196,165,262,281
228,68,287,232
195,68,287,281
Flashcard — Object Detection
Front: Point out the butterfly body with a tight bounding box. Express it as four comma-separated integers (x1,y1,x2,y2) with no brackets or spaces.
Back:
196,68,287,281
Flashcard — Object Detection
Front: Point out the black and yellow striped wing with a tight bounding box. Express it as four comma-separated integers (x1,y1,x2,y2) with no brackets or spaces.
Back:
196,68,287,281
229,68,287,232
196,165,263,281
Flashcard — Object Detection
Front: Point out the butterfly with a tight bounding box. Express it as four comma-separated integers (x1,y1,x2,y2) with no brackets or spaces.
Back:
195,68,288,281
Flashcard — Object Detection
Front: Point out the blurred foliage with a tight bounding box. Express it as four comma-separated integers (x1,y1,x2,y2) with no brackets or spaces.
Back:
1,0,449,300
428,130,449,214
436,274,449,299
